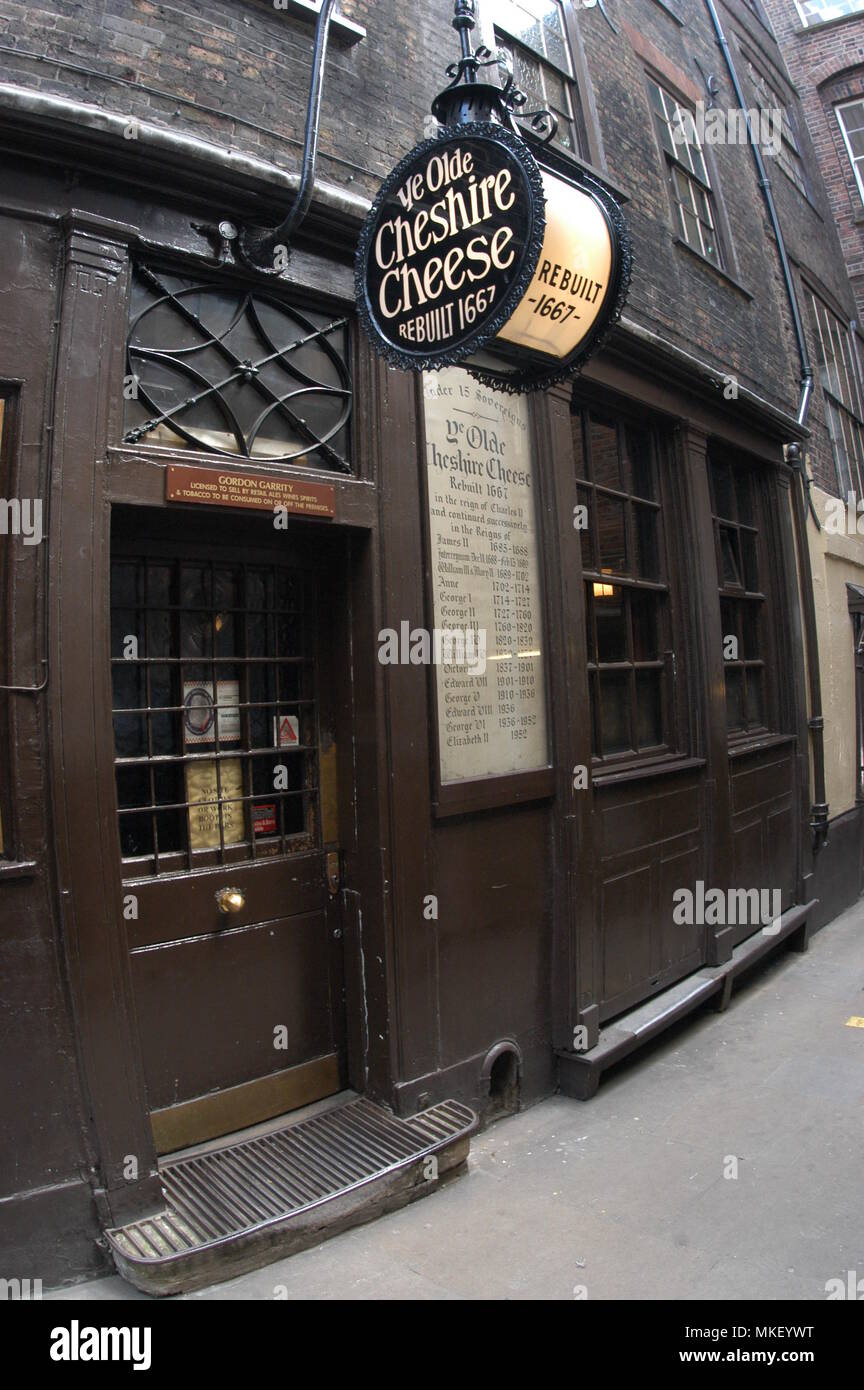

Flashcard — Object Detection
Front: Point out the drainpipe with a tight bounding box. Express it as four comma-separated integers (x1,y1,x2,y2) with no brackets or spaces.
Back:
238,0,339,271
703,0,828,851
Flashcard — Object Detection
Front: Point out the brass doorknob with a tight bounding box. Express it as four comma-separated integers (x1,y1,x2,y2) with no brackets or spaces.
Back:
215,886,246,914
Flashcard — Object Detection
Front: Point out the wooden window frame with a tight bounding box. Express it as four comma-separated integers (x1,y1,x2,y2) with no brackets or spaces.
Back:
708,448,780,743
744,56,809,200
646,75,724,270
572,393,688,773
807,288,864,498
110,534,322,878
488,0,591,158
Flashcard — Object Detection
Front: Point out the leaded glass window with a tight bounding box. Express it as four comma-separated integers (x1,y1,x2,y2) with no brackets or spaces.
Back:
492,0,580,153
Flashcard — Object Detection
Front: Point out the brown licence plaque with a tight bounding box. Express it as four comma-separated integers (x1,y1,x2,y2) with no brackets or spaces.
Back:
165,465,335,517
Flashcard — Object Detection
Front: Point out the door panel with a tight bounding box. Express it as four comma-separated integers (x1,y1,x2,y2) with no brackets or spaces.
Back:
110,511,348,1153
730,745,796,946
596,772,707,1021
130,910,334,1104
126,853,326,949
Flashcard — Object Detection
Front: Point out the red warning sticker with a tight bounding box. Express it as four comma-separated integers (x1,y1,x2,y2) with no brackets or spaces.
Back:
274,714,300,748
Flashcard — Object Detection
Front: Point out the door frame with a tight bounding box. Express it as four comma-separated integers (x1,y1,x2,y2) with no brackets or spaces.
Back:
48,211,396,1226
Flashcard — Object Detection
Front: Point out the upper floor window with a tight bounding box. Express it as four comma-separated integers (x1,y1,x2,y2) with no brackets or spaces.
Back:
491,0,581,153
124,267,353,472
709,452,776,738
807,291,864,497
646,78,723,268
746,60,808,198
795,0,864,25
836,100,864,205
572,406,681,763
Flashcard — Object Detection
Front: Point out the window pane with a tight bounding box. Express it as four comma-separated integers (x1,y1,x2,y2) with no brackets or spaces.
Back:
590,416,620,489
740,531,759,591
622,426,655,499
636,670,663,748
599,671,631,754
112,562,140,606
514,46,541,96
543,67,568,112
711,461,735,520
543,24,568,71
552,111,575,151
597,494,628,572
734,471,754,525
720,598,739,654
595,586,627,662
631,590,659,660
725,668,744,729
577,485,594,567
745,669,763,726
681,205,701,250
584,588,596,663
742,603,761,659
719,527,741,586
634,506,660,579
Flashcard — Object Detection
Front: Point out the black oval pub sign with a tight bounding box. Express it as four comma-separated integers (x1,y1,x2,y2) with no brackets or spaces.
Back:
355,123,546,372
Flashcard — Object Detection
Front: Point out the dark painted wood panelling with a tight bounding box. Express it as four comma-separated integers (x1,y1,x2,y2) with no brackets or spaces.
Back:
131,910,334,1108
596,773,706,1019
433,806,552,1069
730,745,797,943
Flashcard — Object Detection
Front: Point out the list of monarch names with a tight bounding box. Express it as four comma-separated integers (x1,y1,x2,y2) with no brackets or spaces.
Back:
423,368,549,783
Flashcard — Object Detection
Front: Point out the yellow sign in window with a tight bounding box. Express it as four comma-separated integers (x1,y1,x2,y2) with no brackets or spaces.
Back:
185,759,244,850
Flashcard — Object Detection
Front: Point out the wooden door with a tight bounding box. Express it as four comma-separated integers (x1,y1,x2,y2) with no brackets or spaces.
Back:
109,509,347,1153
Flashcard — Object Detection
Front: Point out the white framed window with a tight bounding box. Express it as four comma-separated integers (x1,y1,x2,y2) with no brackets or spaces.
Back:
837,100,864,204
794,0,864,26
647,78,722,267
808,291,864,497
746,60,808,198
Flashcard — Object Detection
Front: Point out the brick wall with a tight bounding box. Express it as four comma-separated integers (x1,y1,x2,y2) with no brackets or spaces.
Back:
0,0,858,491
760,0,864,490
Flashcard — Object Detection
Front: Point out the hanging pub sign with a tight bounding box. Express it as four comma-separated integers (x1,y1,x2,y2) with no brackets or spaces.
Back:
355,122,631,394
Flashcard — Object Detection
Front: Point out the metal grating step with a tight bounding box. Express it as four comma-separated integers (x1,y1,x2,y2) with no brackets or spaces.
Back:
105,1097,477,1294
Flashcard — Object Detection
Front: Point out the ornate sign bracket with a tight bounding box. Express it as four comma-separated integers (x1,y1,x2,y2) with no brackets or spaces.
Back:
355,0,632,394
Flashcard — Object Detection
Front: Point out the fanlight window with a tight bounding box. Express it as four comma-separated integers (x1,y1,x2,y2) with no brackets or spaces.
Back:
124,267,352,472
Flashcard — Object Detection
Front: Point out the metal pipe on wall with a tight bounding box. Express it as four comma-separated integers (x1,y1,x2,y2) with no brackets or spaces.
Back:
239,0,340,271
703,0,828,850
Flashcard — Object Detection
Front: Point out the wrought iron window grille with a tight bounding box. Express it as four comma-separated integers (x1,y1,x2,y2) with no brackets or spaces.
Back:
123,265,353,472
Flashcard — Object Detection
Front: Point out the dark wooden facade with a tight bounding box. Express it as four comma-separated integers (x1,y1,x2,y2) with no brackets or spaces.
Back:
0,141,818,1280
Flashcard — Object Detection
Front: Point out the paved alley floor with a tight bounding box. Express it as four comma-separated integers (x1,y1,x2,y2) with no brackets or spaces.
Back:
52,899,864,1301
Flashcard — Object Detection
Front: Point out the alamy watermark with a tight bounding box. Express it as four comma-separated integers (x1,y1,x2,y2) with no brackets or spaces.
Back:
672,101,782,158
378,621,487,675
0,498,42,545
824,491,864,535
673,881,781,932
